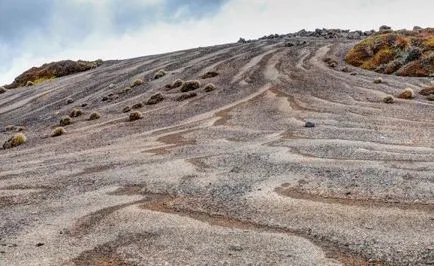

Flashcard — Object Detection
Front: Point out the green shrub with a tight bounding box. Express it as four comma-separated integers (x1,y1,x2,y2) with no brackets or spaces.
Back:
59,116,72,126
88,112,101,120
129,111,143,121
146,93,164,105
180,80,201,92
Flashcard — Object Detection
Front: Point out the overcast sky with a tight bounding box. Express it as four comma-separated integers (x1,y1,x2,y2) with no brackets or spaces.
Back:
1,0,433,84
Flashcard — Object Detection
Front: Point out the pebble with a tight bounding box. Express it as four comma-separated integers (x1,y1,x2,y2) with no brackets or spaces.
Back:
305,121,315,128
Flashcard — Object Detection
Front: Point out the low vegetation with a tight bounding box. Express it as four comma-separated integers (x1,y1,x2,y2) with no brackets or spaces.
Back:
70,109,83,117
51,127,66,137
66,98,74,105
204,83,216,92
345,28,434,76
59,116,72,126
201,71,219,79
132,103,144,109
26,81,34,87
176,92,197,101
122,106,131,113
153,70,167,80
3,133,27,149
180,80,201,92
5,125,25,132
146,93,164,105
398,88,415,99
88,112,101,120
0,86,6,93
129,111,143,121
419,87,434,96
166,79,184,90
5,59,103,89
130,79,144,88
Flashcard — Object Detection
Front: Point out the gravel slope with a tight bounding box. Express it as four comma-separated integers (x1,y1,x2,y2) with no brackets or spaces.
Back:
0,36,433,265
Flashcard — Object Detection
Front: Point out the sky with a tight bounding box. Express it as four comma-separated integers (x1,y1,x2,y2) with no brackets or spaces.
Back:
1,0,433,85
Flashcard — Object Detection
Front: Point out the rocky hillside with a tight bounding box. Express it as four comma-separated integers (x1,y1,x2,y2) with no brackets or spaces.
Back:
0,28,433,265
346,27,434,76
4,59,103,89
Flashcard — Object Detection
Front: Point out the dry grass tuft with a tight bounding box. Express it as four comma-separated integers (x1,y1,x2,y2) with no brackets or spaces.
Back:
59,116,72,126
398,88,415,99
130,79,144,88
146,93,164,105
88,112,101,120
129,111,143,121
180,80,201,92
51,127,66,137
3,133,27,149
176,92,197,101
70,108,83,117
204,83,216,92
153,70,167,80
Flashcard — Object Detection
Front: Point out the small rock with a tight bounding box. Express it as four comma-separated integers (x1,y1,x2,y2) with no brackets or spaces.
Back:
36,243,44,247
374,77,383,84
426,95,434,101
341,67,349,73
350,72,357,76
229,245,243,252
81,103,88,107
122,106,131,113
305,121,315,128
102,96,109,102
383,95,394,104
66,98,74,104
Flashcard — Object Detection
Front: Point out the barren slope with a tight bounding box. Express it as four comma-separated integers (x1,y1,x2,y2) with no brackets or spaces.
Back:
0,36,433,265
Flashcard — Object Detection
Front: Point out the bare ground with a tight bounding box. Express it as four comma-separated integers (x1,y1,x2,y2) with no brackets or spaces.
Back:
0,37,433,265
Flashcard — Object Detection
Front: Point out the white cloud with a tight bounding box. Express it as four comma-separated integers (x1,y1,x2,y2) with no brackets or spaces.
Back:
1,0,433,84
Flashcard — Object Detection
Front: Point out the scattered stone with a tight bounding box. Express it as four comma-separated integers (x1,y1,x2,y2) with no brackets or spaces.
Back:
146,93,164,105
102,96,109,102
374,77,383,84
108,83,116,89
35,243,44,247
398,88,415,99
341,67,349,73
350,72,357,76
81,103,88,107
26,81,34,87
383,95,394,104
237,38,247,44
284,42,294,47
0,86,7,94
305,121,315,128
229,245,243,252
66,98,74,105
324,58,338,68
379,25,392,32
